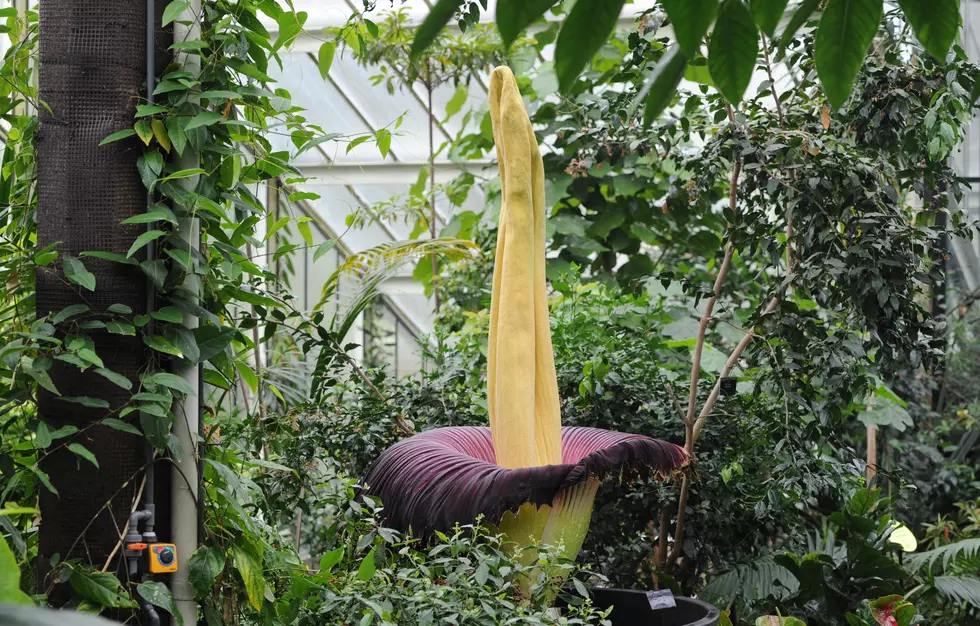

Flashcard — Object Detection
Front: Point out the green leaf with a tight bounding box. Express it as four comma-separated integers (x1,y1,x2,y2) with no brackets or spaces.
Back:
35,421,52,448
127,229,167,258
146,371,194,396
144,335,183,358
357,547,377,581
163,0,190,26
376,129,392,159
319,547,344,572
80,250,139,266
708,0,759,105
160,167,205,183
60,396,110,409
95,368,133,391
99,128,137,146
236,360,258,393
639,44,689,125
68,443,99,468
751,0,789,36
411,0,465,59
898,0,959,60
297,220,313,247
102,418,142,436
106,321,137,336
0,535,31,605
777,0,820,53
138,580,184,626
317,41,336,79
194,326,235,362
232,544,266,612
121,205,178,225
662,0,720,57
108,303,133,314
135,120,154,145
151,306,184,323
445,84,468,120
51,304,90,325
70,568,136,608
555,0,627,93
185,111,223,131
814,0,884,109
63,256,96,291
313,241,336,263
496,0,560,46
188,546,225,599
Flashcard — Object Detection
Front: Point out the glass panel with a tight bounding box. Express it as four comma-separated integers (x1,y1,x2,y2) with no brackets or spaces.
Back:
396,320,423,377
363,300,397,370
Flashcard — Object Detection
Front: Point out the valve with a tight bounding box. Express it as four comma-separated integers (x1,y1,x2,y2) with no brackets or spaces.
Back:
148,543,178,574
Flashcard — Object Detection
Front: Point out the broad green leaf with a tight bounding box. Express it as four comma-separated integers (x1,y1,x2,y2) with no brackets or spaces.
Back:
899,0,959,60
151,119,171,153
127,230,166,258
99,128,137,146
0,535,32,604
317,41,336,79
81,250,139,266
70,568,136,608
814,0,884,109
194,326,235,362
63,256,96,291
106,321,137,336
135,120,153,145
145,371,194,396
151,306,184,323
751,0,789,36
168,326,200,364
185,111,223,131
662,0,720,56
357,548,377,581
32,467,58,495
376,129,392,159
445,84,468,120
35,421,52,448
108,303,132,314
121,205,178,226
319,547,344,572
138,580,184,626
709,0,759,105
236,360,258,393
188,546,225,599
144,335,183,358
639,44,688,125
102,418,142,436
232,544,266,612
555,0,627,93
163,0,190,26
160,168,205,183
95,368,133,391
51,304,90,325
68,443,99,468
297,220,313,247
410,0,465,59
314,241,337,263
60,396,110,409
496,0,560,46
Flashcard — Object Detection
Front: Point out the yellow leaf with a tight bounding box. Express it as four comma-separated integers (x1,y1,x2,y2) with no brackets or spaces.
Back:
152,119,171,153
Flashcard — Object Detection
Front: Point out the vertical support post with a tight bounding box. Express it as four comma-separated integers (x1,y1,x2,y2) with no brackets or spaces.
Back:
170,3,201,625
866,424,878,486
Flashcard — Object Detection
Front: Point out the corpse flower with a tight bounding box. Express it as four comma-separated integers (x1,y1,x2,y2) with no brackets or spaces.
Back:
363,66,688,566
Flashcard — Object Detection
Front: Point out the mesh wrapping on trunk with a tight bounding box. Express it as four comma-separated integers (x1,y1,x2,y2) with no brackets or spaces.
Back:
35,0,167,597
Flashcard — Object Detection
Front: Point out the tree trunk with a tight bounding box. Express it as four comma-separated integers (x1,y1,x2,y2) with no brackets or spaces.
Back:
35,0,157,599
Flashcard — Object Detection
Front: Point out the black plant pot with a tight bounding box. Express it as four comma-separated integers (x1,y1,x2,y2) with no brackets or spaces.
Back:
587,588,720,626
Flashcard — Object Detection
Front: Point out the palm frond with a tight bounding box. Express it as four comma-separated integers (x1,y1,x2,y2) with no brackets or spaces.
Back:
906,538,980,571
316,238,477,339
933,575,980,609
702,558,799,606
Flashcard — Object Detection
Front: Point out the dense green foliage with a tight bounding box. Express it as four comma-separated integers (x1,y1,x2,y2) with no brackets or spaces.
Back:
1,1,979,625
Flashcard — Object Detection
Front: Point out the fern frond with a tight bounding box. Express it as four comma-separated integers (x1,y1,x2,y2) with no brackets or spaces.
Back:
933,575,980,609
702,558,799,605
906,538,980,571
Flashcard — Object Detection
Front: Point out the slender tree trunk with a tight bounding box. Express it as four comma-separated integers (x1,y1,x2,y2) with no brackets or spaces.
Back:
36,1,157,598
